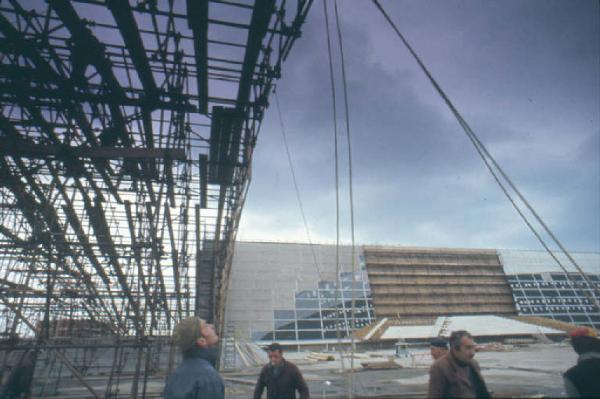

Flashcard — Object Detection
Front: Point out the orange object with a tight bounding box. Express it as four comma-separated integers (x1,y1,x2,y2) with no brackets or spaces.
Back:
568,327,598,338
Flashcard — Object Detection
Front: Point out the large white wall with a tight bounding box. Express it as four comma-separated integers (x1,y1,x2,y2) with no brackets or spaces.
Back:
224,242,360,340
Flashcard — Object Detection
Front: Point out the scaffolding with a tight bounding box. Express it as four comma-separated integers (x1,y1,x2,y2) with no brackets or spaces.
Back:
0,0,312,396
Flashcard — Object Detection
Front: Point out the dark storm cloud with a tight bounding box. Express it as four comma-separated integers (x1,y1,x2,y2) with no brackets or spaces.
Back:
238,0,599,252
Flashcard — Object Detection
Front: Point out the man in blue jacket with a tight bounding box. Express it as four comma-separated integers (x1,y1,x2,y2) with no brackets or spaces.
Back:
164,317,225,399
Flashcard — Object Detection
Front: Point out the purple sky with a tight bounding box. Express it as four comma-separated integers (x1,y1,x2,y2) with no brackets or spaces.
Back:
237,0,600,253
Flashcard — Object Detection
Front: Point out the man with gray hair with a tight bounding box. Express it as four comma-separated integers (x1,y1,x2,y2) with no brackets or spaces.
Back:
164,317,224,399
428,330,490,398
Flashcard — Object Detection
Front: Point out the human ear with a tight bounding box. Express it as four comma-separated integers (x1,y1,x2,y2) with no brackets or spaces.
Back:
196,337,207,348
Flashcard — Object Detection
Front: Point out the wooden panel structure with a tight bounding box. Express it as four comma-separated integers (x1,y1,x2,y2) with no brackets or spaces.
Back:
364,246,518,324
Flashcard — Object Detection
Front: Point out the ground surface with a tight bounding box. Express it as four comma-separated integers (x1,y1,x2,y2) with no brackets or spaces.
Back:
34,342,576,398
225,343,576,398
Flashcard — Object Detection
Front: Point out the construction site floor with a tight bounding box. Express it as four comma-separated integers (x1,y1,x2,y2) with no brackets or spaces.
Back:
34,342,575,398
224,342,576,398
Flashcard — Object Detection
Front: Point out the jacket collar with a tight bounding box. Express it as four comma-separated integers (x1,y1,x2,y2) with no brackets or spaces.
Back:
447,350,486,382
448,350,471,369
269,359,287,369
183,346,219,366
579,352,600,363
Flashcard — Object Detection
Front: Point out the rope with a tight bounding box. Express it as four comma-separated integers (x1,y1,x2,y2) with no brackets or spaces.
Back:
371,0,600,308
333,0,358,395
456,116,597,311
323,0,346,373
273,91,323,282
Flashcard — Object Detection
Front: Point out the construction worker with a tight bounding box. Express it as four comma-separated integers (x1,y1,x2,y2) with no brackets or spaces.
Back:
564,326,600,397
164,317,224,399
428,330,490,398
253,343,309,399
430,338,449,361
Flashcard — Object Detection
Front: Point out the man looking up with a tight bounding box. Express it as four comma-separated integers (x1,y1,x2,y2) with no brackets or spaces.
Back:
430,338,449,361
164,317,224,399
253,343,309,399
428,330,490,398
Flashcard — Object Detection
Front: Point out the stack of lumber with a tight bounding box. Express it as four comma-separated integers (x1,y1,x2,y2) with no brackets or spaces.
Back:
307,352,335,361
359,360,402,370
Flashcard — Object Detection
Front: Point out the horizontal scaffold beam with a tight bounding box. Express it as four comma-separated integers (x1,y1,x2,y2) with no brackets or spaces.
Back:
0,144,186,161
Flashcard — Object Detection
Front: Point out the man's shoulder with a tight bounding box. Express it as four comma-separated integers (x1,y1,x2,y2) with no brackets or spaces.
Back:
283,359,301,371
564,363,577,378
431,355,451,370
187,360,223,388
178,358,221,379
565,357,600,378
165,360,223,399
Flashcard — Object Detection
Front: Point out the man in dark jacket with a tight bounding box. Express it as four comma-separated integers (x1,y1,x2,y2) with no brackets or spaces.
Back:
253,343,309,399
428,330,490,398
164,317,224,399
564,326,600,398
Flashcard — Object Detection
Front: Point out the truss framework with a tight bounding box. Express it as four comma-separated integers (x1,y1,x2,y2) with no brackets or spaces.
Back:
0,0,311,396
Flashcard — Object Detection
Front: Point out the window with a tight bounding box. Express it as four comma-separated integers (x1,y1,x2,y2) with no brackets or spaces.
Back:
296,310,320,320
296,290,317,299
319,290,337,299
298,330,323,340
275,331,297,340
559,290,576,297
260,331,275,340
253,331,270,341
297,320,322,329
296,299,319,309
518,274,535,280
275,320,296,329
572,315,592,323
321,300,342,309
324,330,346,339
540,290,558,297
524,290,542,297
274,310,295,319
323,319,346,329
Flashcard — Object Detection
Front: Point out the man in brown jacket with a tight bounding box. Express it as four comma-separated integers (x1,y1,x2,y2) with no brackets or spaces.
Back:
253,343,309,399
428,330,491,398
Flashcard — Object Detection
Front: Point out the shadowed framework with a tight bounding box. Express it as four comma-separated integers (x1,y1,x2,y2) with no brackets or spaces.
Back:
0,0,312,396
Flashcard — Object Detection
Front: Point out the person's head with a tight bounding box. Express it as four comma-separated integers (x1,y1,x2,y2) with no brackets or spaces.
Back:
430,338,448,360
267,342,284,366
568,327,600,355
449,330,476,363
173,317,219,357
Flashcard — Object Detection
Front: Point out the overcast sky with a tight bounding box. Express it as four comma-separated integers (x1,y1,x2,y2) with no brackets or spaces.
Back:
236,0,600,253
